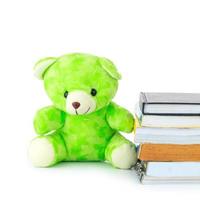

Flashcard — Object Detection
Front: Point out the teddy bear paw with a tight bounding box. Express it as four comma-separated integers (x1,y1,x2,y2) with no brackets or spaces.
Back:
111,144,137,169
28,138,55,167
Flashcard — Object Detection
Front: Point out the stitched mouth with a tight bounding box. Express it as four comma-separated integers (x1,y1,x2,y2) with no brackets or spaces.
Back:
75,107,90,115
84,107,90,114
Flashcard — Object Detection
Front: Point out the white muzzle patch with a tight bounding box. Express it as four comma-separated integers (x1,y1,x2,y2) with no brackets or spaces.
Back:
66,91,96,115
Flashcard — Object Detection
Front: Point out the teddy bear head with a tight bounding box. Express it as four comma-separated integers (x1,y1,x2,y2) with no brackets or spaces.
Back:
34,53,121,115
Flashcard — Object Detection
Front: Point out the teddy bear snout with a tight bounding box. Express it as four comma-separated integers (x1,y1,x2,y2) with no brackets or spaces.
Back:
72,102,81,109
66,91,96,115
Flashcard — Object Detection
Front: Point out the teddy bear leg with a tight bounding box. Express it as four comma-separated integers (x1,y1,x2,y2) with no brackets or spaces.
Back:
105,133,137,169
28,131,67,167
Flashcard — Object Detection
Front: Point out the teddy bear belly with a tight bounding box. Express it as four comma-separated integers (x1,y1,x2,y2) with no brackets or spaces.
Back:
61,118,115,161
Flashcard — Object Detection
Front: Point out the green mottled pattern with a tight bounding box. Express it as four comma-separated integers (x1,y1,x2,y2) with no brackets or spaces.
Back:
62,107,114,161
33,53,135,166
43,53,118,112
34,106,65,134
106,102,134,133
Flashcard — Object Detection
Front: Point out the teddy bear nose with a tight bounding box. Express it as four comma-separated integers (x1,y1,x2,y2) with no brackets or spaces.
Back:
72,102,81,109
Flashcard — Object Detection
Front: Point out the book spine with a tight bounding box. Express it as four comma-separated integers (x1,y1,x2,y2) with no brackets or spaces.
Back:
134,161,145,182
139,92,147,114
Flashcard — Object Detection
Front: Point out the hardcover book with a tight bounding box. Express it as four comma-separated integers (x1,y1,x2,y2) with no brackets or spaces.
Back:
134,127,200,144
135,92,200,184
135,161,200,184
138,144,200,161
139,92,200,116
135,105,200,128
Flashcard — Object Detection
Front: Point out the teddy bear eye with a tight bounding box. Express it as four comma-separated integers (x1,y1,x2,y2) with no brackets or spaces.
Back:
64,91,68,98
91,88,97,96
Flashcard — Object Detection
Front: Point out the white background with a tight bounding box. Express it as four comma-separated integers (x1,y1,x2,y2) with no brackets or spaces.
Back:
0,0,200,199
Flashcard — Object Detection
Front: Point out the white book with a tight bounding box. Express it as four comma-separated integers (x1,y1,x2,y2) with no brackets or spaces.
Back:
135,161,200,184
134,127,200,144
146,162,200,177
135,104,200,128
139,92,200,115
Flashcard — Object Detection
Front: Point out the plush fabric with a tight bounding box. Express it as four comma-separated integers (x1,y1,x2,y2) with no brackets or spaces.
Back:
29,53,137,168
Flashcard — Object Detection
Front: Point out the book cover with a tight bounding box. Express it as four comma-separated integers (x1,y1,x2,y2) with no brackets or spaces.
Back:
138,144,200,161
139,92,200,116
134,127,200,144
135,161,200,184
135,105,200,128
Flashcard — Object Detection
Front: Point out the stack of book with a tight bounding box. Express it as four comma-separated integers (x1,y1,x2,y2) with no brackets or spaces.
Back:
134,92,200,184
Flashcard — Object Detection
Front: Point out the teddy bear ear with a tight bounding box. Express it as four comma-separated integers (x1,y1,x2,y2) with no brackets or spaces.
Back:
33,57,57,80
99,57,121,80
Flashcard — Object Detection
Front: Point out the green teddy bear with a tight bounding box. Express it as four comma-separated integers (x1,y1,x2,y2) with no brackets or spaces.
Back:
29,53,137,169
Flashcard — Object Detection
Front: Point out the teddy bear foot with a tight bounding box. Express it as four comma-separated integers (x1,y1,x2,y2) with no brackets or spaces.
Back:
111,144,137,169
28,138,55,167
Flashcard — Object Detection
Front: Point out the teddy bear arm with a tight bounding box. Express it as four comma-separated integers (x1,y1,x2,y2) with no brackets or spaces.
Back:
106,102,134,133
34,106,65,135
